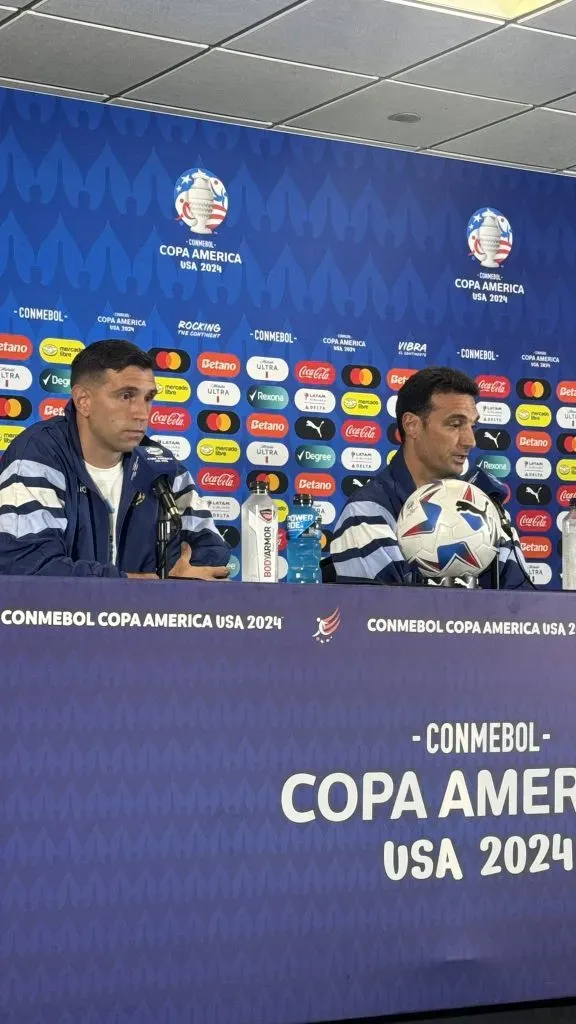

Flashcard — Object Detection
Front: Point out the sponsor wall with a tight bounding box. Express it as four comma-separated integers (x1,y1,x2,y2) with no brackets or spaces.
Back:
1,87,575,585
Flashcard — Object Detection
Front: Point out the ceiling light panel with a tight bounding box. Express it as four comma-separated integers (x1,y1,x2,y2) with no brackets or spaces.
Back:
411,0,560,18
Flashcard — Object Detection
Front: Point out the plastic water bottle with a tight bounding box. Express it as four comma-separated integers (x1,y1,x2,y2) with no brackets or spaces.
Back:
287,494,322,584
241,482,278,583
562,498,576,590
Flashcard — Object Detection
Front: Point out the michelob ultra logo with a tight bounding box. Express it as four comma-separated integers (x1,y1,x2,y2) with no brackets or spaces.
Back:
341,392,381,417
557,459,576,481
155,376,191,403
0,424,25,449
39,338,84,364
515,404,552,428
196,439,241,463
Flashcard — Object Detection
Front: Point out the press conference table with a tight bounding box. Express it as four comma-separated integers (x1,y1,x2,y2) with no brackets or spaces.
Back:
1,577,575,1024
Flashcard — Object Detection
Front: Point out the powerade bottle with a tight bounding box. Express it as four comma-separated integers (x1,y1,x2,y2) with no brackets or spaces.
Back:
286,494,322,584
241,481,278,583
562,497,576,590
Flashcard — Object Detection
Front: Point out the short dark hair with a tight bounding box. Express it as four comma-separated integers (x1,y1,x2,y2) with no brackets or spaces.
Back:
71,340,154,387
396,366,478,442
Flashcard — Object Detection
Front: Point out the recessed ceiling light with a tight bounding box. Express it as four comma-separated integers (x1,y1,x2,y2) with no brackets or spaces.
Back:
408,0,560,18
388,112,422,123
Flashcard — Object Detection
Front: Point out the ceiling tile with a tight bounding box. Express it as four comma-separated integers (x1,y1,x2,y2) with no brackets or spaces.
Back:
226,0,497,77
0,77,106,99
410,0,564,16
286,81,527,148
432,107,576,168
126,48,371,123
520,0,576,35
0,6,15,21
36,0,296,44
397,24,576,104
0,13,202,95
548,91,576,112
110,96,272,126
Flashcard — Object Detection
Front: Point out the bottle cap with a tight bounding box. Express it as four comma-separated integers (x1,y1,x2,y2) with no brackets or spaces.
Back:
294,493,314,506
252,481,269,494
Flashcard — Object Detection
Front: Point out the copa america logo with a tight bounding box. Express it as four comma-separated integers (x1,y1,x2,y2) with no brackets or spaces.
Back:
174,167,229,235
467,207,513,268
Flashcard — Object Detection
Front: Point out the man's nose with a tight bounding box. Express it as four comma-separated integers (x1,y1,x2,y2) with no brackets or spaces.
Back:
461,424,476,448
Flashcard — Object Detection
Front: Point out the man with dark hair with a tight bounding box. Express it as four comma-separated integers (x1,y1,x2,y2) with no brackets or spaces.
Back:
330,366,529,588
0,340,229,579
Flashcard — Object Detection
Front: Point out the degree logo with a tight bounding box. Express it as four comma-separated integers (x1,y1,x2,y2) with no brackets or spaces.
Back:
39,338,84,365
196,439,241,464
197,410,240,435
39,368,70,394
342,365,381,388
0,396,32,420
149,348,191,372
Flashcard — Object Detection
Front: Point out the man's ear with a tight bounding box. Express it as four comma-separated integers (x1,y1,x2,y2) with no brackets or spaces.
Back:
71,384,91,419
402,411,420,440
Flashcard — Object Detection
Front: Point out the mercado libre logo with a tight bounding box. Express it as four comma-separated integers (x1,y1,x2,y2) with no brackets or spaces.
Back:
159,167,241,273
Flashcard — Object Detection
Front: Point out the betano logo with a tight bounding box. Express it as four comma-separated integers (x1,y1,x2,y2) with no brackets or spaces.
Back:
341,392,382,417
520,536,552,560
39,398,67,419
0,334,33,360
386,369,416,391
0,424,25,449
197,352,241,378
196,439,241,464
154,376,191,403
557,459,576,481
515,404,552,428
39,338,84,365
149,348,191,372
0,396,31,420
294,472,336,497
557,381,576,404
246,413,289,438
516,431,552,453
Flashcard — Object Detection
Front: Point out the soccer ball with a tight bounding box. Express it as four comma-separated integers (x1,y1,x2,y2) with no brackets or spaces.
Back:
397,478,500,579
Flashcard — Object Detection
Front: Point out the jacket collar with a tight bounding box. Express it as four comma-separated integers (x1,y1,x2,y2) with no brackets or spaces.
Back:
63,401,139,494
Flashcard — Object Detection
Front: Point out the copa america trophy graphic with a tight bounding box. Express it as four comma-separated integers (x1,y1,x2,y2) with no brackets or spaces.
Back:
467,207,513,267
174,168,229,235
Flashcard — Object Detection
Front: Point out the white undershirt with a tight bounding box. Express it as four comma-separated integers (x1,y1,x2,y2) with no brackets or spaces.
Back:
84,460,124,564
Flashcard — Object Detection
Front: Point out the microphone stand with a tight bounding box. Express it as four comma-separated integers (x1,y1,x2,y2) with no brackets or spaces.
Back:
156,508,173,580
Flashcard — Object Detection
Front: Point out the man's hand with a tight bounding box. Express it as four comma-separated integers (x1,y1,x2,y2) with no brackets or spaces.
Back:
169,542,230,581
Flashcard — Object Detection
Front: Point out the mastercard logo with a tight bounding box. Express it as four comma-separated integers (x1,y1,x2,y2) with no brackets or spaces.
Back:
149,348,191,373
154,376,191,403
341,365,382,388
515,404,552,428
246,470,288,495
197,410,240,435
557,458,576,482
0,396,32,420
557,434,576,454
39,338,84,365
341,392,382,417
516,379,551,401
196,439,241,464
0,424,25,450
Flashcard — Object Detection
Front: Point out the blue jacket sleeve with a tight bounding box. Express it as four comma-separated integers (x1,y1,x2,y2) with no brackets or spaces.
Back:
172,467,230,567
492,512,533,590
330,497,410,584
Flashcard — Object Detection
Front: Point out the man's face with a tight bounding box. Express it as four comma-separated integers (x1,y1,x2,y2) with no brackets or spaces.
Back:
73,367,157,456
404,391,479,480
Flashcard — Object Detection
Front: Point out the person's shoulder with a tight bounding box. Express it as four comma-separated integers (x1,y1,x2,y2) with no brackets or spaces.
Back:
347,467,396,508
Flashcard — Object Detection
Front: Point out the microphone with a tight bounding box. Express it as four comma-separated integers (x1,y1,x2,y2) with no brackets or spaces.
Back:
130,444,182,530
466,465,512,538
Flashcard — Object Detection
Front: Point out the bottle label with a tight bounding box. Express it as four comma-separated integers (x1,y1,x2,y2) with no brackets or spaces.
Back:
287,510,316,540
245,506,278,582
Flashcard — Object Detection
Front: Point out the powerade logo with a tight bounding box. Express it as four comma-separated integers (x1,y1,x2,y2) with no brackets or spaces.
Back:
476,455,511,478
295,444,336,470
247,385,289,410
39,368,71,394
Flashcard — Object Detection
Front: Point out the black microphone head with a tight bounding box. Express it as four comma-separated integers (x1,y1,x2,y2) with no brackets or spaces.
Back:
130,443,179,491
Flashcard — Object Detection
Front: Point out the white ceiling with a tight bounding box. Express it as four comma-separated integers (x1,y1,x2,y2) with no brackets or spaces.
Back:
0,0,576,173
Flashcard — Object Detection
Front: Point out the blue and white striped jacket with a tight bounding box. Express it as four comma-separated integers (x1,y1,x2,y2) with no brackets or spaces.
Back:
330,449,531,589
0,404,229,577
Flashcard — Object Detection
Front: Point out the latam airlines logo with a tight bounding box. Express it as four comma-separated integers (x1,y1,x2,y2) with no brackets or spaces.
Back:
467,208,513,267
175,168,228,234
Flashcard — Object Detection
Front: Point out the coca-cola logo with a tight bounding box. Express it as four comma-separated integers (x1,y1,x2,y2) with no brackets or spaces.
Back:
557,485,576,507
295,361,336,385
516,510,552,532
475,375,511,399
341,419,382,443
149,406,191,432
196,468,240,492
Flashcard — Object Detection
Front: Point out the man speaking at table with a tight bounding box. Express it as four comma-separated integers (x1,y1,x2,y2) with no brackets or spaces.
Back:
330,366,530,589
0,340,229,579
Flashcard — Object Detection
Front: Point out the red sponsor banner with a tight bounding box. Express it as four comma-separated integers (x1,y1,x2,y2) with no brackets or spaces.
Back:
295,472,336,497
246,413,289,438
557,381,576,403
475,374,511,399
516,510,552,533
196,468,240,492
0,334,33,360
39,398,67,419
341,419,382,443
557,484,576,507
386,369,416,392
149,406,191,432
197,352,241,378
515,430,552,453
294,361,336,385
520,536,552,559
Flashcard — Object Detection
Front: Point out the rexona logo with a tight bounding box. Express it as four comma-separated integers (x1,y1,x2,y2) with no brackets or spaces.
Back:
516,379,551,400
341,419,382,444
0,425,25,449
197,410,240,435
0,396,32,420
476,455,511,478
39,338,84,365
39,368,70,394
246,413,289,438
342,365,381,388
246,470,288,495
149,406,191,432
475,428,511,451
475,375,511,399
197,381,241,407
515,457,552,481
295,444,336,470
0,334,33,360
246,441,289,467
39,398,67,420
294,389,336,414
557,459,576,482
516,431,552,453
246,356,288,382
558,485,576,507
247,384,289,411
295,361,336,386
295,416,336,441
341,447,382,473
520,536,552,559
295,473,336,497
557,407,576,430
515,405,552,428
557,434,576,454
196,439,241,464
516,510,552,533
154,377,191,403
197,352,240,378
149,348,191,372
341,392,381,417
557,381,576,404
196,468,240,493
386,369,416,391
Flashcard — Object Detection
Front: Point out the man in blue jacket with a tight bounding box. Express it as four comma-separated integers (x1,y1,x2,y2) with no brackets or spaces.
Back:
330,366,531,589
0,340,229,579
